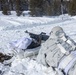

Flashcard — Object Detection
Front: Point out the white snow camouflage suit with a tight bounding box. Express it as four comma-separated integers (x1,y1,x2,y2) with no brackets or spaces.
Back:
37,26,76,75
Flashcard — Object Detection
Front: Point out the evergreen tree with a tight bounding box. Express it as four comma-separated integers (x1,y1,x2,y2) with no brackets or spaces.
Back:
68,0,76,16
53,0,61,16
20,0,28,11
29,0,44,16
0,0,2,10
1,0,11,15
43,0,61,16
9,0,14,10
43,0,53,16
15,0,23,16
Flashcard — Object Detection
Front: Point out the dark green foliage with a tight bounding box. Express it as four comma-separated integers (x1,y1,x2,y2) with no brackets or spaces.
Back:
53,0,61,16
43,0,53,16
44,0,61,16
29,0,44,16
1,0,11,15
20,0,28,11
0,0,28,16
15,0,28,16
29,0,63,16
15,0,22,16
68,0,76,16
1,0,76,16
9,0,15,10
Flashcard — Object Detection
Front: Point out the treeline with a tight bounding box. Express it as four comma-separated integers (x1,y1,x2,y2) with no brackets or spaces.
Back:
0,0,76,16
0,0,28,16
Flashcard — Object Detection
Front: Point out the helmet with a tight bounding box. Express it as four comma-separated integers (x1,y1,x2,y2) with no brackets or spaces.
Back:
50,26,65,39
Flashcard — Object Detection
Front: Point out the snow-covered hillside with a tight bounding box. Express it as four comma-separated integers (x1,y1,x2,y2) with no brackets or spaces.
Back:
0,12,76,75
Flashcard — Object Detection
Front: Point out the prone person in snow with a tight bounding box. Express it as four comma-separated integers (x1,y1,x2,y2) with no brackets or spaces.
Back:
37,26,76,75
9,31,49,57
0,31,49,65
10,30,49,50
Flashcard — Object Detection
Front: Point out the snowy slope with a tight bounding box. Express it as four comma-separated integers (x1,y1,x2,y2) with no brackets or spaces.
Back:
0,12,76,75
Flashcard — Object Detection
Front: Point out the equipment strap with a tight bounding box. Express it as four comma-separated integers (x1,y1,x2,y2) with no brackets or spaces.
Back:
57,36,75,54
61,36,76,50
58,51,76,75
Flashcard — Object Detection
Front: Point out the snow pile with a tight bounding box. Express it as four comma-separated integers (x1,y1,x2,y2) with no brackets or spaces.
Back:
0,63,10,75
3,58,55,75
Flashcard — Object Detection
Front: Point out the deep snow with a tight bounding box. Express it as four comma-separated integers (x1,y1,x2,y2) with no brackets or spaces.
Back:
0,11,76,75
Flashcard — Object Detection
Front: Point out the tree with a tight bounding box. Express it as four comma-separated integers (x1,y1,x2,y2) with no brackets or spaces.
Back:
68,0,76,16
53,0,61,15
15,0,23,16
43,0,53,16
43,0,61,16
20,0,28,11
1,0,11,15
29,0,44,16
0,0,2,10
9,0,15,10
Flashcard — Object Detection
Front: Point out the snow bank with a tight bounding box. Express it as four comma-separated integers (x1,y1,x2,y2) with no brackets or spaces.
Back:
4,58,56,75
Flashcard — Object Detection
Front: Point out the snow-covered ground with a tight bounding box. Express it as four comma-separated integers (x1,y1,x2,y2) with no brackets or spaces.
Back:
0,11,76,75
